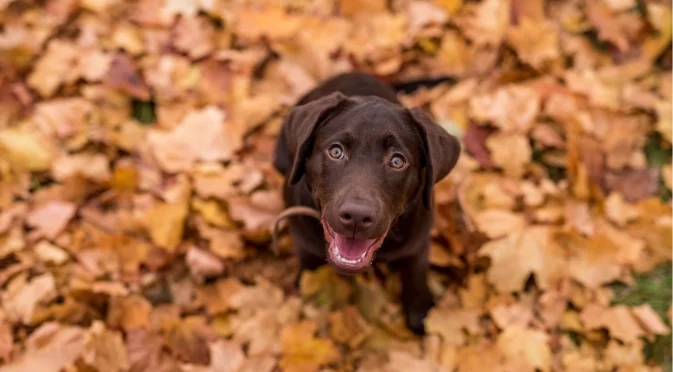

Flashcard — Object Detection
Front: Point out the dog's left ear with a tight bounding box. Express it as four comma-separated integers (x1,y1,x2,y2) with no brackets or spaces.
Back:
273,91,350,185
407,107,461,209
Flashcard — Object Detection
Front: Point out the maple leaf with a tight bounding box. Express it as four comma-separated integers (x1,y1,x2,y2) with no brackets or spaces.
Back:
485,132,532,178
585,1,629,52
497,326,551,372
279,320,340,372
148,106,241,173
424,308,481,346
479,226,566,293
472,209,527,239
507,18,560,69
454,0,510,47
580,304,645,343
469,85,541,133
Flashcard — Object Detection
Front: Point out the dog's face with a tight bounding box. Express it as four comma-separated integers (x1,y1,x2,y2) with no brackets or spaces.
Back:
274,92,461,274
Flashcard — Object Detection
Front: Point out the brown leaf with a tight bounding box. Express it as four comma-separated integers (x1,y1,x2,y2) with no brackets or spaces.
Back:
84,321,130,372
0,323,87,372
328,306,372,348
105,52,150,100
3,274,56,324
585,1,629,52
603,167,660,203
470,85,541,133
107,295,152,332
185,246,225,277
463,124,496,169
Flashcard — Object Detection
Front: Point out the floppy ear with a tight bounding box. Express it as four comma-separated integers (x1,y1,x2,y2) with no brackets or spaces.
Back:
407,107,461,209
273,91,349,185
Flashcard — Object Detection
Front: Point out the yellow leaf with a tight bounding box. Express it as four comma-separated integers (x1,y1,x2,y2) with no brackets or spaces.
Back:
497,326,551,372
0,127,54,171
145,202,188,252
328,306,372,348
191,198,236,228
424,308,481,346
433,0,463,15
279,320,339,372
480,226,565,293
473,209,527,239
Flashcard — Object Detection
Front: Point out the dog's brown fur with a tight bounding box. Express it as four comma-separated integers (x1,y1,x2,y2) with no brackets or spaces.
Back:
273,71,461,334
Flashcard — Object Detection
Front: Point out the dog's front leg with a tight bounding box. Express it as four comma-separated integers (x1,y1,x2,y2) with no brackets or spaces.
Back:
395,246,435,335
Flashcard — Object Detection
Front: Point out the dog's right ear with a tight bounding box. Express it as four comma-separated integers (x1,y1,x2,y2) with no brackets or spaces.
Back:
273,91,349,185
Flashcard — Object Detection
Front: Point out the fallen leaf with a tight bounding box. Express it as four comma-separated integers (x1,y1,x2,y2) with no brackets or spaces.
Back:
104,52,150,100
0,323,86,372
470,85,541,133
52,152,112,183
84,321,130,372
497,326,551,372
485,132,532,178
26,201,76,240
480,226,566,293
185,246,225,277
424,308,481,346
328,306,372,348
473,209,527,239
279,320,340,372
507,18,560,69
580,304,645,343
630,304,670,336
0,127,55,171
148,106,242,173
455,0,510,47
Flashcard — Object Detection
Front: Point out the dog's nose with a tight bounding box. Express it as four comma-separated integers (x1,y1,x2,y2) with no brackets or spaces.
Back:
338,202,374,231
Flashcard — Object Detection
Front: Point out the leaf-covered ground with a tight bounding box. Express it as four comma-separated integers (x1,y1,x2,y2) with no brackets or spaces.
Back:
0,0,672,371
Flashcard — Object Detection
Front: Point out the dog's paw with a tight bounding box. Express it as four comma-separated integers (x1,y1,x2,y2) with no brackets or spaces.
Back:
404,299,434,335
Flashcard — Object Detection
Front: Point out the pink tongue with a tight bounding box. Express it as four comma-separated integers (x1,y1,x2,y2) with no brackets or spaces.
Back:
334,234,375,260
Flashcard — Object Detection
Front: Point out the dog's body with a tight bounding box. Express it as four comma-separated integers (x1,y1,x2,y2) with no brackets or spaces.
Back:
273,72,461,334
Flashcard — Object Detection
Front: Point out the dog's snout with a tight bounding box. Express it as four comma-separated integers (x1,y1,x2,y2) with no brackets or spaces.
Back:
338,202,375,232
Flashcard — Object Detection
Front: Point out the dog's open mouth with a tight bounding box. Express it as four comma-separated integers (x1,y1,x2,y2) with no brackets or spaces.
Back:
321,217,386,273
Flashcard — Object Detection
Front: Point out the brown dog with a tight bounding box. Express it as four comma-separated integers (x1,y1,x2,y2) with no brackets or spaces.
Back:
273,71,461,334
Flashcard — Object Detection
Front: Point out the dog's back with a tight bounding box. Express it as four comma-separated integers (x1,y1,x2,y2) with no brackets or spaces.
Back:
296,72,400,106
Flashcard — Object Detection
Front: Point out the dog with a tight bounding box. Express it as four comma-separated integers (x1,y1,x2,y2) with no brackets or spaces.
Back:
273,71,461,334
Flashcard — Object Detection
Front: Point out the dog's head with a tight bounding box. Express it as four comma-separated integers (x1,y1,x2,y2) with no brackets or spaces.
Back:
274,92,461,274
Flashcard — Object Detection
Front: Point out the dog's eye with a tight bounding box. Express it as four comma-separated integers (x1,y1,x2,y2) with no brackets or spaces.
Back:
327,145,344,159
389,154,407,169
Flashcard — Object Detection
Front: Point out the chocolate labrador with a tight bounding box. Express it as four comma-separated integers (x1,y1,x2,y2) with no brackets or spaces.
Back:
273,71,461,334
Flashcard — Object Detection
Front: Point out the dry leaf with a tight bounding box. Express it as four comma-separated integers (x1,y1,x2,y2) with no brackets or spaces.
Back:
485,132,532,178
26,201,76,240
424,308,481,346
84,321,130,372
0,323,87,372
480,226,566,293
497,326,551,372
580,304,645,343
630,304,670,336
279,320,340,372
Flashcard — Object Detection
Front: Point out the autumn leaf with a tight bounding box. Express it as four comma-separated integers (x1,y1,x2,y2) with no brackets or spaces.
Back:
497,326,551,372
0,127,55,171
279,320,340,372
480,226,566,293
424,308,481,346
83,321,130,372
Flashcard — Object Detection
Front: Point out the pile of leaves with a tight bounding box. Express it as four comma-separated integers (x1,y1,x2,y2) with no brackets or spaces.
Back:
0,0,671,371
